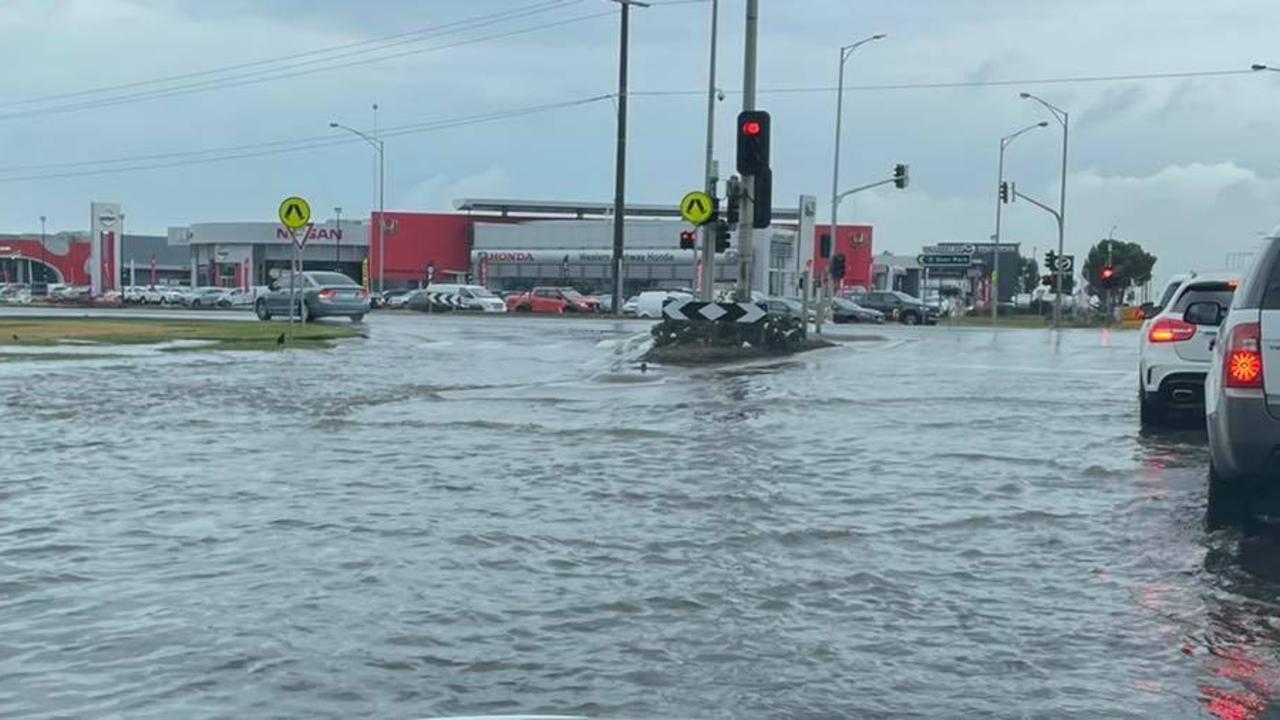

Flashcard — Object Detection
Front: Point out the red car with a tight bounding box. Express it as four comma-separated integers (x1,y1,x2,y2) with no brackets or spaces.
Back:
505,287,600,314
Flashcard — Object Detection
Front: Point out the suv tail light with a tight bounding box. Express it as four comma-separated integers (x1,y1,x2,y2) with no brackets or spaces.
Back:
1225,321,1264,389
355,288,368,299
1148,318,1197,343
317,289,336,300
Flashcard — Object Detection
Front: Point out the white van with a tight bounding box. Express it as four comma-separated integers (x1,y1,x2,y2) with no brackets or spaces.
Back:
424,284,506,312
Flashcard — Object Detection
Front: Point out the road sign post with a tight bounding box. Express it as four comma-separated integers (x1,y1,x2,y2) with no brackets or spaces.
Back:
278,196,312,341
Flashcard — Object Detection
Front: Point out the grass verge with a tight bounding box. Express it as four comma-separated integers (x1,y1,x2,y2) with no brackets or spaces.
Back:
0,318,363,351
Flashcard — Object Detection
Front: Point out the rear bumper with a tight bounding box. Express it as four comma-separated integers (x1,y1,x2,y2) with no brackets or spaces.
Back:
1209,391,1280,481
310,299,370,317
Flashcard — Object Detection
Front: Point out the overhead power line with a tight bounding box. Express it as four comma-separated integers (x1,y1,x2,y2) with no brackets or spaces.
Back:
631,68,1260,97
0,5,613,121
0,0,583,111
0,95,614,182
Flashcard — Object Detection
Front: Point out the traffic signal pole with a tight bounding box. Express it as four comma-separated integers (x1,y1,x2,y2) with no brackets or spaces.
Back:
735,0,758,302
699,0,719,301
610,1,649,316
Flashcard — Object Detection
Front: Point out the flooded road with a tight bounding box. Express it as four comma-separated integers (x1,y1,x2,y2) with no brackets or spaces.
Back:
1,315,1276,719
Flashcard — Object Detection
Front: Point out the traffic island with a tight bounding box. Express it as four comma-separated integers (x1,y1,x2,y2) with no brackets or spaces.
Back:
640,311,837,366
0,318,364,352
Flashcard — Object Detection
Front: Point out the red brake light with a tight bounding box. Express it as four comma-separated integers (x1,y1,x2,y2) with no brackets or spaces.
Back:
1148,318,1196,343
1225,322,1264,389
317,289,335,300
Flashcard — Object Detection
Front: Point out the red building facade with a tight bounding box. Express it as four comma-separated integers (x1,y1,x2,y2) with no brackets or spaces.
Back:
812,224,874,290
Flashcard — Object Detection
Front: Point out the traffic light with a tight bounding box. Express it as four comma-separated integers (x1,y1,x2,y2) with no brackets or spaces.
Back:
679,230,695,251
736,110,771,175
1041,274,1054,287
725,176,742,225
819,233,832,259
893,163,910,190
753,168,772,229
830,253,847,280
1100,265,1116,286
714,221,731,253
1045,251,1058,274
999,181,1009,203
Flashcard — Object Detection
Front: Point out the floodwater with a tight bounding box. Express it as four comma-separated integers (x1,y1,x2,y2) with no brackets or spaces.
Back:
1,314,1276,719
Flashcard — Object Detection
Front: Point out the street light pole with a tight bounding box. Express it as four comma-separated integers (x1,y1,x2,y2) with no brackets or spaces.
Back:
993,121,1048,325
334,206,343,270
1021,92,1069,329
698,0,719,301
610,0,650,316
827,33,884,322
329,121,386,293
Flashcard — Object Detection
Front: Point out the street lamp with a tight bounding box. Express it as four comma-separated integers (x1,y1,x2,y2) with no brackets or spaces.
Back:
329,121,385,293
608,0,651,316
1252,63,1277,72
1020,92,1070,329
829,34,886,288
992,120,1048,323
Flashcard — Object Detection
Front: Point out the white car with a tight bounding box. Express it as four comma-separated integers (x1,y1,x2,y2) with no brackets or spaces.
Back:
421,284,507,312
1138,272,1238,426
634,290,693,318
184,287,229,307
220,288,256,307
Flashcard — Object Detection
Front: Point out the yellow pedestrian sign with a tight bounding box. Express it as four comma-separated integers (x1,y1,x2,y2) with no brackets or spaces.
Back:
680,190,715,226
278,196,311,231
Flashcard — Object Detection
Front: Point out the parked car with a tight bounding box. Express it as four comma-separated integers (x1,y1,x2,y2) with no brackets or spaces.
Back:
505,286,600,314
406,284,506,313
1138,272,1238,426
831,296,885,324
858,290,940,325
184,287,231,307
255,271,370,323
1206,237,1280,523
633,290,693,318
762,296,806,319
381,289,415,308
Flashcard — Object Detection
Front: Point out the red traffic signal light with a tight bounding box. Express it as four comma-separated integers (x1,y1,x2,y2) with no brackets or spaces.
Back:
736,110,771,175
679,230,696,250
1101,266,1115,280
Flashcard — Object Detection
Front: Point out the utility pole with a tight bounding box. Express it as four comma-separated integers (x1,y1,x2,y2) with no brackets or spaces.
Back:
735,0,758,302
994,121,1046,325
610,0,649,316
699,0,719,301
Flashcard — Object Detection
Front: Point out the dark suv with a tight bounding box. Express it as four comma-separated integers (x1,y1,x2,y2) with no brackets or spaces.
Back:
858,291,939,325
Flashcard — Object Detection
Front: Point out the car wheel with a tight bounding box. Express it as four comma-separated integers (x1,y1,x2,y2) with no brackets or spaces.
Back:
255,299,272,321
1207,459,1251,530
902,311,920,325
350,314,365,323
1138,387,1165,427
516,305,531,313
192,299,201,308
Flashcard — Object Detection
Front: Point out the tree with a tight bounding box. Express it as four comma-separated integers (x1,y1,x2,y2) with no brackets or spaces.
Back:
1019,256,1039,294
1083,239,1157,299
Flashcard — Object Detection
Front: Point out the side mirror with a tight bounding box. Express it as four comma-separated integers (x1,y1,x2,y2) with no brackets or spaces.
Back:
1184,301,1223,326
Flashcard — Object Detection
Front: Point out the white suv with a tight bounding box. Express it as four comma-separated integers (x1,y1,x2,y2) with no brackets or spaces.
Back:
1138,272,1238,426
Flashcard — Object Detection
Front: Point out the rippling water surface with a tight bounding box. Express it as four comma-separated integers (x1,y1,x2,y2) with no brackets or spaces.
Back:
3,315,1278,719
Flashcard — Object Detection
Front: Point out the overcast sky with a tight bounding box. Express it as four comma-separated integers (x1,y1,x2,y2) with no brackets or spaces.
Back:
2,0,1279,283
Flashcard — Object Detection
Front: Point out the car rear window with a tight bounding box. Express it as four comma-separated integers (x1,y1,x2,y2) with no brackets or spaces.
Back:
1171,283,1234,313
308,272,357,287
